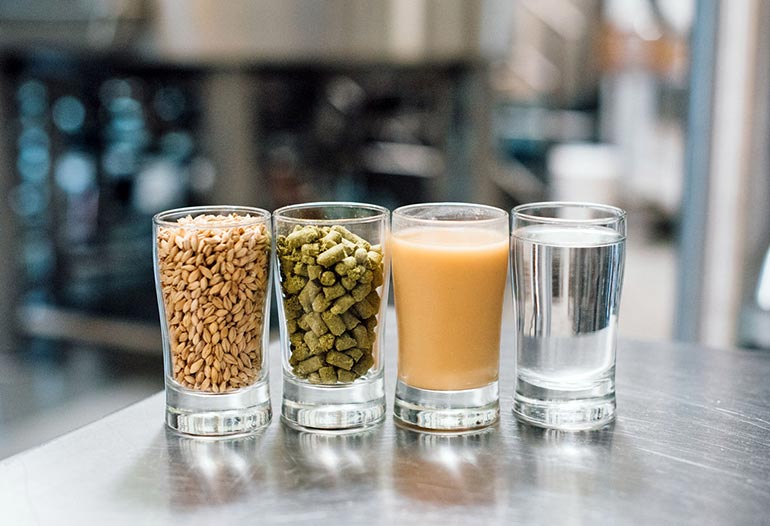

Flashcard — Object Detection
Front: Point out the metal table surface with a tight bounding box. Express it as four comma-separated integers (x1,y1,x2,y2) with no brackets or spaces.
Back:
2,311,770,526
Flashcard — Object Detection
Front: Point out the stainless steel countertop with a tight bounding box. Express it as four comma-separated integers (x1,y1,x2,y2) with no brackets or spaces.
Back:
2,311,770,525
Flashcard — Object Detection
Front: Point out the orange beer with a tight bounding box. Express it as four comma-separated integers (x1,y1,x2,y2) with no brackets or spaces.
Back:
392,227,509,390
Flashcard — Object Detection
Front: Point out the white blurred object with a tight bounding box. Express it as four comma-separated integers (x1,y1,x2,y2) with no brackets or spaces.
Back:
152,0,509,63
604,0,662,41
54,152,96,195
656,0,695,36
495,0,600,104
132,159,185,214
547,142,621,206
755,248,770,311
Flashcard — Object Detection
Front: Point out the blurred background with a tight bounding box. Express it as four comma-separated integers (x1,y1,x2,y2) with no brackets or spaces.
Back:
0,0,768,457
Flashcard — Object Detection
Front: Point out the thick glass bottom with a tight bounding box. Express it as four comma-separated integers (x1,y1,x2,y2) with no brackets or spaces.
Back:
281,372,386,433
513,376,615,431
393,380,499,432
165,378,271,436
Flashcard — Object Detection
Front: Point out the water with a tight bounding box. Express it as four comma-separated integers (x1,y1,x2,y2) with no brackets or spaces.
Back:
512,224,625,429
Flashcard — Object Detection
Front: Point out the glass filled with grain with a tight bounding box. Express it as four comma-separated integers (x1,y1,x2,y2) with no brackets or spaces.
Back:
153,206,272,436
273,202,390,432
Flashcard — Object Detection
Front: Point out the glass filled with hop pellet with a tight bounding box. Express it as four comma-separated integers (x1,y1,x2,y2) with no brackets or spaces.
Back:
273,202,390,432
153,206,273,436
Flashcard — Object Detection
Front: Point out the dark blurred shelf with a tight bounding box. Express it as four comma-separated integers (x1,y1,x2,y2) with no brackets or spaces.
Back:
17,303,160,354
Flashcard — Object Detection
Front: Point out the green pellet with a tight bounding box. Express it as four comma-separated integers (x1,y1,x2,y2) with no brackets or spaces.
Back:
306,311,328,336
317,243,348,267
293,262,308,276
323,283,346,301
371,266,383,288
352,297,376,319
320,271,337,286
341,276,357,290
365,290,381,310
326,351,354,371
346,348,364,362
340,310,360,330
332,225,370,250
352,324,370,349
318,334,336,352
301,243,320,258
279,255,296,271
331,294,356,315
335,333,357,351
284,296,303,320
291,342,311,363
297,355,324,375
286,226,320,249
312,293,332,313
322,311,347,336
352,354,374,376
298,279,322,313
303,331,320,352
319,366,337,384
347,265,365,281
354,247,368,264
339,237,357,253
307,265,323,280
367,250,383,267
364,316,377,332
337,369,358,383
351,282,371,302
308,372,322,384
283,275,307,295
320,230,342,249
289,332,304,348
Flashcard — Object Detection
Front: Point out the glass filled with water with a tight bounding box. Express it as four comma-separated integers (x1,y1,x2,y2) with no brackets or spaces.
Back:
511,202,626,430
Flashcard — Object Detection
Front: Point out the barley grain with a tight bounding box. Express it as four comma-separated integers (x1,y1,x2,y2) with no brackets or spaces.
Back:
157,212,269,393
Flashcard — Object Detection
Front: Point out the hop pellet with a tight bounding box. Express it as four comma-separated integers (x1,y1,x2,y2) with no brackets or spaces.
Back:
277,224,383,384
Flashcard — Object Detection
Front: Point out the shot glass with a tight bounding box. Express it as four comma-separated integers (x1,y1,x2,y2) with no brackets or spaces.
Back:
392,203,509,431
153,206,272,436
511,202,626,430
273,202,389,431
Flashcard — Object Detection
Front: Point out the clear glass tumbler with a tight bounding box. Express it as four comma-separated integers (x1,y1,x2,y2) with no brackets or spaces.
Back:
391,203,509,431
153,206,272,436
511,201,626,430
273,202,389,431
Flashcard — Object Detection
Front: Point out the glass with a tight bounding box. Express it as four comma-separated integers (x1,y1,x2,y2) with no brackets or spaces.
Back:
273,202,389,432
391,202,509,431
511,201,626,430
153,206,272,436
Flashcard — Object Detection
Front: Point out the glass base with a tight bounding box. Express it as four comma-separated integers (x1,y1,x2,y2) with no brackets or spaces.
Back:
165,378,271,436
281,372,386,432
393,379,499,432
513,377,616,431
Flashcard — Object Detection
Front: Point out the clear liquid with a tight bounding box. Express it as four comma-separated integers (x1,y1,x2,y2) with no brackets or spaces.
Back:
512,225,625,398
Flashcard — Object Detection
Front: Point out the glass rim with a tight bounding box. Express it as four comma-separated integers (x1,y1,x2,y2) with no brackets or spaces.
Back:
392,202,508,226
511,201,626,226
273,201,389,225
153,205,271,229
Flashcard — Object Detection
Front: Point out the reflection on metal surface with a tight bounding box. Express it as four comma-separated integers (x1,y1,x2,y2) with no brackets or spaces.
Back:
164,429,267,508
393,426,500,506
277,426,379,492
516,422,616,488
